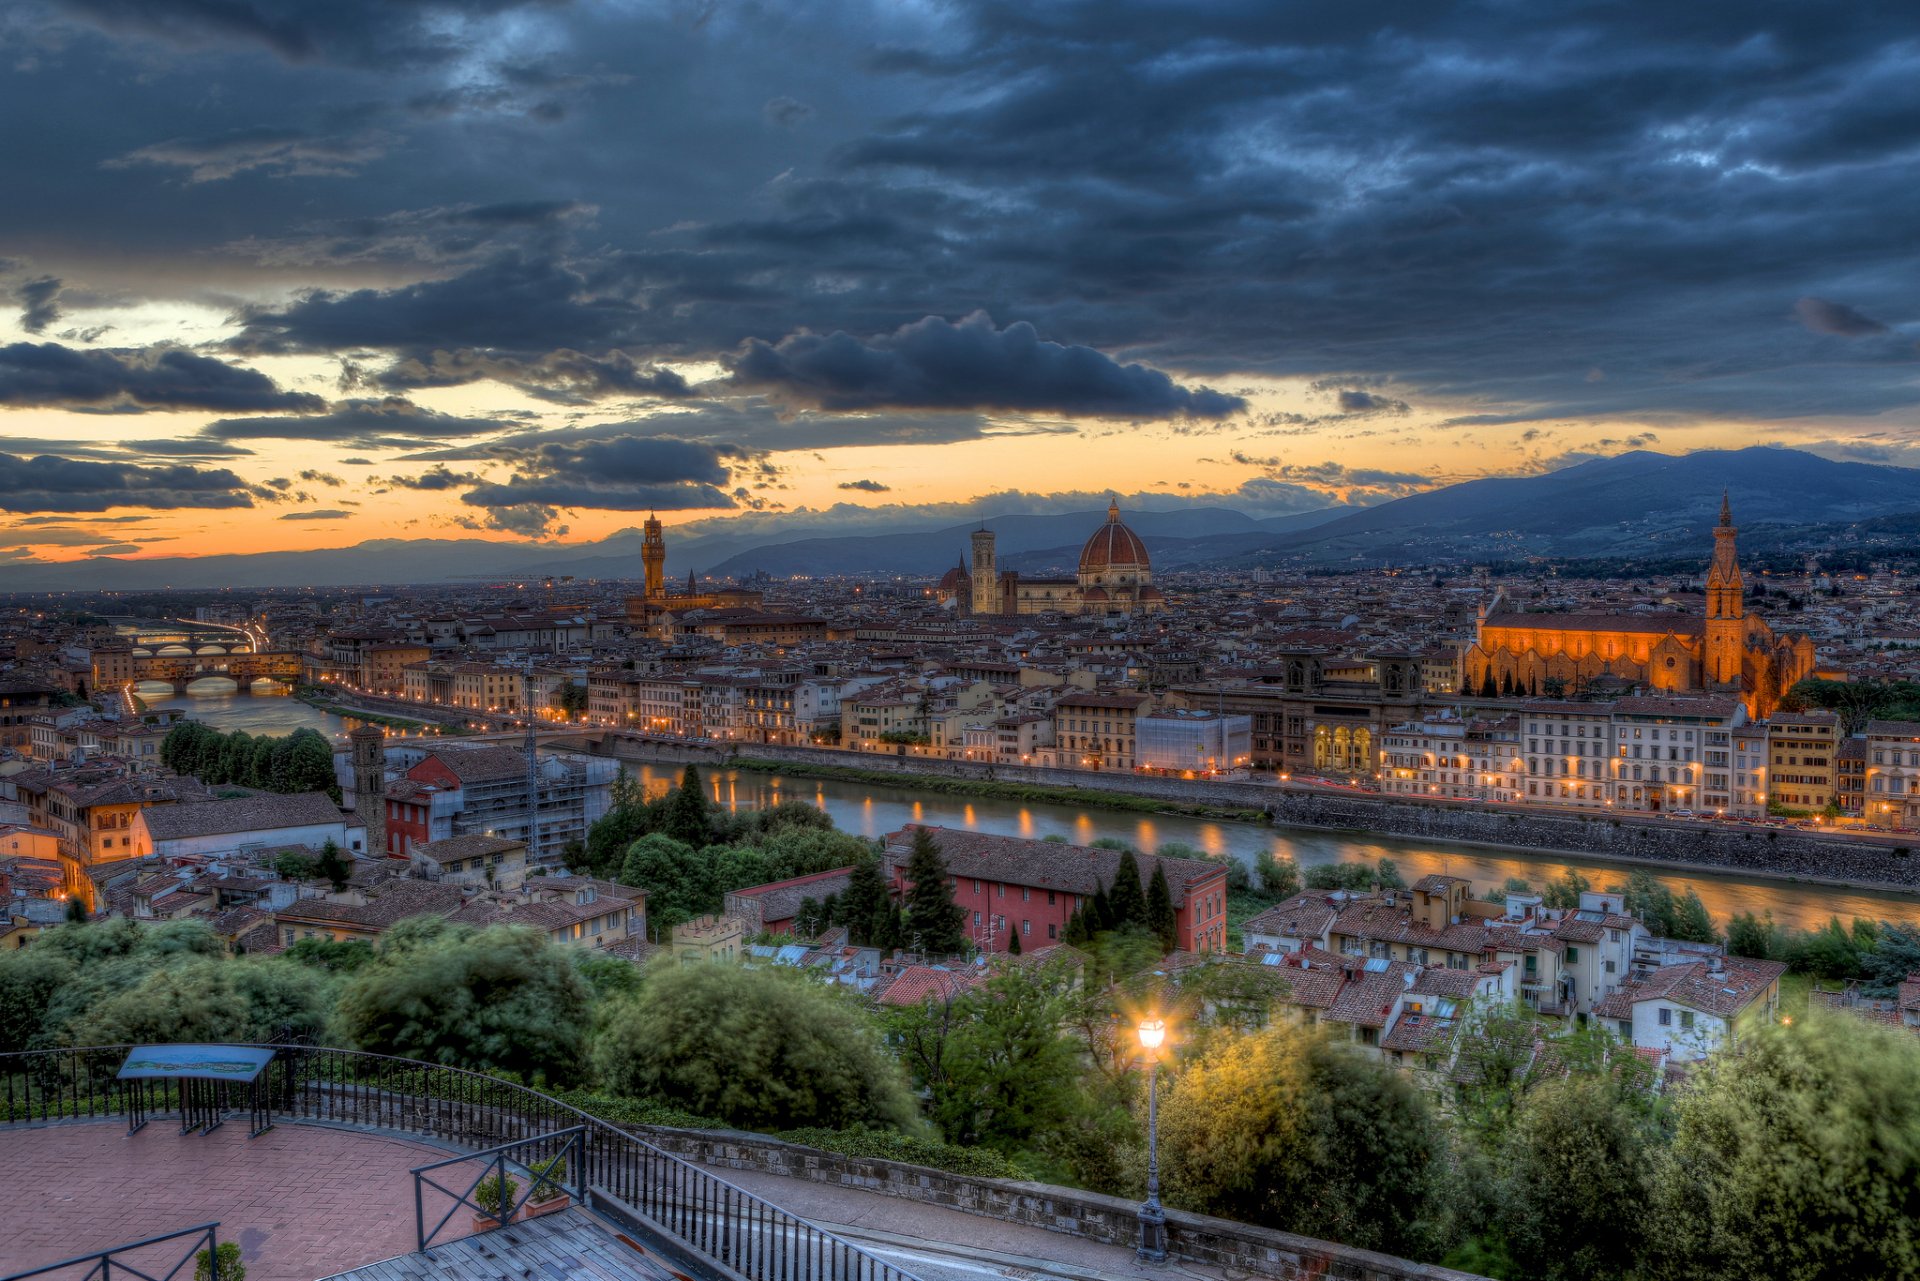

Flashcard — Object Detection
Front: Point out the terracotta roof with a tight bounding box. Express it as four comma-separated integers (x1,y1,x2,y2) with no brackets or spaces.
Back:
873,965,976,1007
142,792,345,841
1242,894,1337,944
1325,965,1415,1028
884,825,1225,907
275,879,463,929
414,834,525,866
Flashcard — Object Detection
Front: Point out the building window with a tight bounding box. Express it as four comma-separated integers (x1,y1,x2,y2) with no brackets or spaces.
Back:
1021,920,1031,936
1680,1009,1695,1031
1658,1007,1672,1027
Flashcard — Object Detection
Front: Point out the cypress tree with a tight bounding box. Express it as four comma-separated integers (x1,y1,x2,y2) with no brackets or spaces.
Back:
1107,853,1148,931
839,856,890,947
796,896,822,937
1146,863,1178,953
1007,925,1022,955
1479,669,1498,699
1089,884,1114,934
660,763,712,847
820,892,840,928
315,839,352,892
1062,905,1089,948
902,828,966,956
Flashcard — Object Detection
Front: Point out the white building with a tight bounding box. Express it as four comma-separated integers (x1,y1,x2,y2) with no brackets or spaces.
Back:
133,792,363,861
1135,710,1251,774
1383,712,1521,802
1592,954,1786,1063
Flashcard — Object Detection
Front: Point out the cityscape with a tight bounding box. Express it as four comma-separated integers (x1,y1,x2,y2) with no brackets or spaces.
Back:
5,4,1920,1281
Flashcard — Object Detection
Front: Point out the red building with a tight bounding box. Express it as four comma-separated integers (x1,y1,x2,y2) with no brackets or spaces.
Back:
722,866,855,934
882,825,1230,954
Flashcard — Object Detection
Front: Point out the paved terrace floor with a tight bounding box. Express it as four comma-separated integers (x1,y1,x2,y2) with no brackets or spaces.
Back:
1,1121,445,1281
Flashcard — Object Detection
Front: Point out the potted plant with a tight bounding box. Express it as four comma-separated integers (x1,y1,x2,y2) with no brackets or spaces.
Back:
195,1243,245,1281
524,1155,571,1217
471,1171,518,1232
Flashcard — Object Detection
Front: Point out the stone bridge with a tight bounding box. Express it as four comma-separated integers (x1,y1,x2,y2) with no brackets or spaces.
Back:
108,649,305,694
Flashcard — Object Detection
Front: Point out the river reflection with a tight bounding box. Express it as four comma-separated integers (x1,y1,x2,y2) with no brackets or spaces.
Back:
620,763,1920,933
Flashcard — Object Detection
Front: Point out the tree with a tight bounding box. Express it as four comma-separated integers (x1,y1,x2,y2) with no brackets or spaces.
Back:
1106,854,1148,932
617,834,710,932
273,849,317,880
1374,857,1406,890
70,957,330,1048
335,920,592,1085
1006,925,1022,955
1669,888,1718,944
64,896,88,924
1158,1024,1439,1257
794,896,824,938
1540,867,1591,910
585,773,651,878
1304,862,1375,892
314,840,351,893
596,962,917,1131
1727,910,1786,961
1861,922,1920,997
1479,670,1498,699
1146,864,1177,953
920,970,1078,1150
0,947,74,1052
1623,868,1678,935
838,856,891,947
1500,1077,1654,1281
1259,851,1300,899
1645,1012,1920,1280
659,764,714,847
902,828,966,955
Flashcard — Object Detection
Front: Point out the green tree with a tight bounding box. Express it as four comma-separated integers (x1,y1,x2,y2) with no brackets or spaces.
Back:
1645,1012,1920,1280
923,970,1078,1150
1106,854,1148,930
1727,909,1786,961
314,839,351,893
586,774,652,878
1146,864,1177,953
596,962,917,1131
1669,888,1718,944
1500,1077,1654,1281
660,763,714,847
1540,866,1591,910
1303,862,1375,892
1158,1024,1439,1257
283,937,374,973
70,957,330,1048
283,728,340,801
617,833,710,932
273,849,317,880
335,921,592,1085
902,828,966,955
838,855,891,947
1861,922,1920,997
1375,857,1406,890
1253,851,1300,899
0,947,74,1051
1623,869,1678,935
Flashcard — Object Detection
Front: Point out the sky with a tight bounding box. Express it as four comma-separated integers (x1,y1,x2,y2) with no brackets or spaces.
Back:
2,0,1918,565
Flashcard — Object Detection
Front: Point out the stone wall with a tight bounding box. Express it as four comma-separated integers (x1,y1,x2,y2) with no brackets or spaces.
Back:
637,1125,1487,1281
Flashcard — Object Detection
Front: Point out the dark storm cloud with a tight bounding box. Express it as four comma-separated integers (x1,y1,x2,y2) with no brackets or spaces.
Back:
0,452,254,512
372,347,690,404
386,464,482,490
16,277,62,334
278,508,351,520
50,0,564,70
0,343,324,413
106,127,390,183
728,313,1243,418
14,0,1920,441
1794,297,1890,338
1335,390,1410,416
839,479,889,492
458,436,742,534
202,397,510,445
120,439,257,458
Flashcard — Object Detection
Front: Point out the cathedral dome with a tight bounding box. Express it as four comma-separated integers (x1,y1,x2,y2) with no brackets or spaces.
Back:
938,565,968,593
1079,500,1151,574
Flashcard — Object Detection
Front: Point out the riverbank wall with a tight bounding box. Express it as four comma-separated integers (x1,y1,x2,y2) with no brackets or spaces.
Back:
594,735,1920,894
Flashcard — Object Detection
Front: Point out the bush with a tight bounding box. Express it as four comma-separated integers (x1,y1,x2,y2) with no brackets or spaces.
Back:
195,1241,244,1281
474,1172,517,1221
1646,1011,1920,1280
594,962,917,1132
335,920,592,1085
1158,1024,1440,1257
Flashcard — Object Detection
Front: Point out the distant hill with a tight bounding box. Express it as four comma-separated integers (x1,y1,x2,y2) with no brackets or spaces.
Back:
700,506,1341,579
1,447,1913,590
1212,447,1920,566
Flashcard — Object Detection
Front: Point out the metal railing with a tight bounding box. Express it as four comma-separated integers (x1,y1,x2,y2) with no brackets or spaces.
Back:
2,1046,924,1281
412,1126,587,1250
0,1223,221,1281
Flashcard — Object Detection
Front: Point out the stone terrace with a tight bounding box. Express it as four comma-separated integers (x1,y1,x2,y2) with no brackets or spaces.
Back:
1,1121,445,1281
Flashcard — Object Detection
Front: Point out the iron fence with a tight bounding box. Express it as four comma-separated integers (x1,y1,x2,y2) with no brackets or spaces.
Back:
1,1046,923,1281
412,1125,587,1250
0,1222,221,1281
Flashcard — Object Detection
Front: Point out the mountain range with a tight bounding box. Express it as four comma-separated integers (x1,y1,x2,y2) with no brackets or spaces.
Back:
2,447,1915,591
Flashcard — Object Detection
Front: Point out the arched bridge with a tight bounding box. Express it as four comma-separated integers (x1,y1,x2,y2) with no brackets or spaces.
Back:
106,650,305,694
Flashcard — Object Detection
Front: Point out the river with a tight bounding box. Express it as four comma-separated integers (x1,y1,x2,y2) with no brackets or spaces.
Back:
141,686,1920,931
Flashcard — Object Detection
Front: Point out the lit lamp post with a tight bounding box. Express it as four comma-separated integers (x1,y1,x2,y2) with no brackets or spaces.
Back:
1137,1017,1168,1263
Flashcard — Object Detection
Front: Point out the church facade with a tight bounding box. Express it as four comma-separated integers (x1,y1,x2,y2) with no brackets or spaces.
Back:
939,501,1167,616
1462,497,1814,718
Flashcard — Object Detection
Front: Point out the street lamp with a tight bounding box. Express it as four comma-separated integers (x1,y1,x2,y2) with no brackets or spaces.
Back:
1137,1017,1168,1264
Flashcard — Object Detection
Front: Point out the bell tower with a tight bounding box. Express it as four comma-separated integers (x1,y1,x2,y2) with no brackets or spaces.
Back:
642,512,666,601
970,526,997,616
1704,492,1746,688
349,723,386,858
